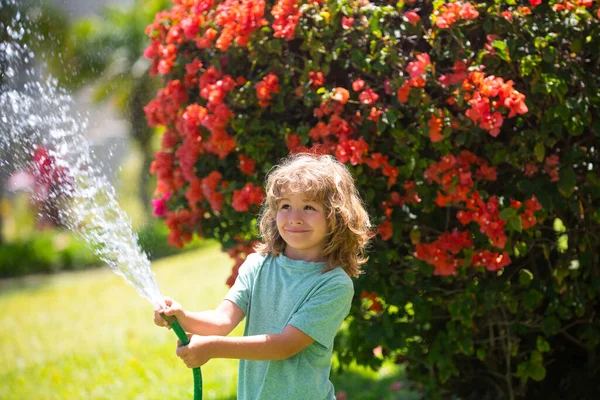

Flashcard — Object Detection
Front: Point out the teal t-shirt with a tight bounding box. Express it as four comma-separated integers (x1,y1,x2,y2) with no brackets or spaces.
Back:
224,252,354,400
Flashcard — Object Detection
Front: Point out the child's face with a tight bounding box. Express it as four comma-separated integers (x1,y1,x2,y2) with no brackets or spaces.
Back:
276,191,329,262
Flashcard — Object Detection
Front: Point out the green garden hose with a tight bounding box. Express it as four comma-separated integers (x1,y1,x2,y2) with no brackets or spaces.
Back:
161,314,203,400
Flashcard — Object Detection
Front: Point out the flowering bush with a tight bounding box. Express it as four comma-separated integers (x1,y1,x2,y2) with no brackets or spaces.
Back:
144,0,600,397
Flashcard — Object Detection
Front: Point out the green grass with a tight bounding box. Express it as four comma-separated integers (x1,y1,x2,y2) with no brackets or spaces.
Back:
0,244,417,399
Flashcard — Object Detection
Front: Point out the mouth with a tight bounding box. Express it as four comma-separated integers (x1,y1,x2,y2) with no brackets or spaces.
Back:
285,229,311,233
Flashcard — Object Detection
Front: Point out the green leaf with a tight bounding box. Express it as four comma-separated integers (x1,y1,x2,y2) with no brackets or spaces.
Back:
536,336,550,353
520,55,541,77
542,316,560,335
499,207,517,220
557,234,569,253
553,218,567,233
524,289,543,311
519,269,533,286
543,46,557,64
534,143,545,162
369,12,383,38
558,167,576,198
492,40,510,62
476,348,486,361
508,215,523,233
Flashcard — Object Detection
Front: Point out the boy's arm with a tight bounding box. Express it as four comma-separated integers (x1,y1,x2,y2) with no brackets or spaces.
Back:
173,300,245,336
176,324,315,368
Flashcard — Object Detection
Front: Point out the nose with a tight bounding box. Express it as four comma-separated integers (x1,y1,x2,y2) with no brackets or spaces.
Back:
288,210,303,224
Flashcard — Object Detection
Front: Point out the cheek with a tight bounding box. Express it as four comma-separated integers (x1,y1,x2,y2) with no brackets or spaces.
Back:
275,212,285,227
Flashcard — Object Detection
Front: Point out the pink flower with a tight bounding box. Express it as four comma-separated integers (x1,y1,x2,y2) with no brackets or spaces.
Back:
404,11,421,26
390,381,404,391
529,0,542,8
152,192,171,217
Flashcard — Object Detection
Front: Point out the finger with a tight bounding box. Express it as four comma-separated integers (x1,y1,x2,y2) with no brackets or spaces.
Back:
155,314,167,326
164,306,178,316
177,340,182,347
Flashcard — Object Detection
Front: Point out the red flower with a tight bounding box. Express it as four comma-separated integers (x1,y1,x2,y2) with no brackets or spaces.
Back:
397,82,411,103
377,219,393,241
404,11,421,25
286,134,303,152
332,87,350,104
308,71,325,89
544,155,560,182
529,0,542,8
459,2,479,19
471,250,511,271
406,53,431,78
428,113,444,142
358,88,379,105
256,72,280,108
272,0,301,41
238,154,256,175
232,182,265,212
181,15,200,39
342,16,354,29
352,78,365,92
361,291,383,312
335,138,369,166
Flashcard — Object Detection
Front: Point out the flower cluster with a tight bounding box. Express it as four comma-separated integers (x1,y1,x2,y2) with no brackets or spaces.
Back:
414,149,544,275
214,0,268,50
415,230,472,276
461,70,528,137
144,80,189,128
272,0,300,41
424,151,497,207
165,208,198,248
435,1,479,29
256,72,280,108
231,182,265,212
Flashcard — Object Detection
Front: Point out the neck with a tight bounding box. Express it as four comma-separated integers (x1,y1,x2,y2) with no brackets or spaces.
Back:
283,247,326,263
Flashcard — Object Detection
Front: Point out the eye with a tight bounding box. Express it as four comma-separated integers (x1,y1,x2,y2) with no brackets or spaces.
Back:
304,205,317,211
279,203,290,210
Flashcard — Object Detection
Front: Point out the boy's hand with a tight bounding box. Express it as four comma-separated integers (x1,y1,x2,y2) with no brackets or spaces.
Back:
153,296,184,329
176,334,214,368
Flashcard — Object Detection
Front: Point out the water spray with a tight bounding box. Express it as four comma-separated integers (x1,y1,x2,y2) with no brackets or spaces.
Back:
0,2,203,398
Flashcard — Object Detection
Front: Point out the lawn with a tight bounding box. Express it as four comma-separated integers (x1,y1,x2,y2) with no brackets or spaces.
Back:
0,243,417,400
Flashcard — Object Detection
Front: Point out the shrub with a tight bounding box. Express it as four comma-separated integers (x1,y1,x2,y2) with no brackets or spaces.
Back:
143,0,600,397
0,233,99,277
137,220,208,260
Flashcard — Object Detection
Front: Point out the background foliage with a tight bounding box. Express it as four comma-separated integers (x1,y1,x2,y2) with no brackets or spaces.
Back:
143,0,600,398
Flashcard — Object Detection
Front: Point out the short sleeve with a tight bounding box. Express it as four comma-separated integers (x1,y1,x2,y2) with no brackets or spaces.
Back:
288,272,354,349
224,253,265,314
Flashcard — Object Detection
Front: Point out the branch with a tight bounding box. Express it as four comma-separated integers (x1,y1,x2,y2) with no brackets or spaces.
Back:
500,307,515,400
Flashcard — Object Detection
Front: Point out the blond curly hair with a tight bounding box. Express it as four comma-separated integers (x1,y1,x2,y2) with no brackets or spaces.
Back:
255,153,372,277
